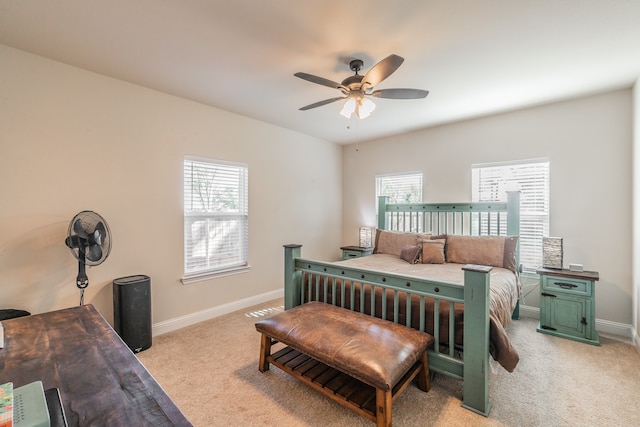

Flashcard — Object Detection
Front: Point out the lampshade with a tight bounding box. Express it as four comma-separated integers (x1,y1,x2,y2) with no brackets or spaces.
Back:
542,237,563,269
358,98,376,118
340,98,356,118
340,96,376,119
359,227,373,248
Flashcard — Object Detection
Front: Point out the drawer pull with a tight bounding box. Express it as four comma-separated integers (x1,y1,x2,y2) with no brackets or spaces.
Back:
554,281,578,289
541,292,557,298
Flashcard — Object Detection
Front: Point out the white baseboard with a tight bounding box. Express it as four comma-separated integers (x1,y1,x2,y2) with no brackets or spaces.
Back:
518,304,635,342
152,289,283,336
518,304,540,319
632,327,640,352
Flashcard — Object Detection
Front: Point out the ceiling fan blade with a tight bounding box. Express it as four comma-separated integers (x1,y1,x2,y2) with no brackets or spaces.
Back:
294,72,345,90
370,88,429,99
299,96,346,111
361,54,404,89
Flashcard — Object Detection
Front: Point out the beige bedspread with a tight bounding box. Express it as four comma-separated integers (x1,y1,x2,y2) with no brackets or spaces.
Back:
327,254,520,372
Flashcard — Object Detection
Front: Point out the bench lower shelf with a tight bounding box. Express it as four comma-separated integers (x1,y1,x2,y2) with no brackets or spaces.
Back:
267,345,425,424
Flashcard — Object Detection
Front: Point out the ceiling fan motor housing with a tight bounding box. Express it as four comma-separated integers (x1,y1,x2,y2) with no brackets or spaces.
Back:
342,59,365,90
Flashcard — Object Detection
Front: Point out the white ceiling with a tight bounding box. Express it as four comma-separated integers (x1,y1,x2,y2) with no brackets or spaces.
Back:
2,0,640,144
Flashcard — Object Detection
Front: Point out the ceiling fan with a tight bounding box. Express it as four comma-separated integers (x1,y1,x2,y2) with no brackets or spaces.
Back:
294,54,428,119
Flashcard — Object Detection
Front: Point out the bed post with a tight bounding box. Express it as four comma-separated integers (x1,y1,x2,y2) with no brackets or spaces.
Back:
377,196,389,230
506,191,520,260
461,264,492,416
284,244,302,310
506,190,521,320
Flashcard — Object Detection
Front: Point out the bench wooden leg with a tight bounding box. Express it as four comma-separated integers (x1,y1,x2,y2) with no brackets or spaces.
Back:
375,388,392,427
259,333,272,372
417,351,430,392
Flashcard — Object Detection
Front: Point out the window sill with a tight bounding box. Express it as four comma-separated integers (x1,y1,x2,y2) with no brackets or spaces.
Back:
181,265,251,285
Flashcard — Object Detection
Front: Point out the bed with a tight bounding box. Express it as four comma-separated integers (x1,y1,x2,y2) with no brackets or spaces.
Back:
283,191,520,416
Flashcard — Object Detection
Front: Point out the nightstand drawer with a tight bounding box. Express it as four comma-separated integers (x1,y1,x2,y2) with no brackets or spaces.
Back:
542,275,591,296
340,246,373,260
343,250,363,259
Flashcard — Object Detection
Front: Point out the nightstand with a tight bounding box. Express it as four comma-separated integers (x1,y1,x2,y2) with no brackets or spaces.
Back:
340,246,373,260
536,267,600,345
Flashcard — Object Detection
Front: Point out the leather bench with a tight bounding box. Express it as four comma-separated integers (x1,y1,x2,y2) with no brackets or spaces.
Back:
255,301,434,426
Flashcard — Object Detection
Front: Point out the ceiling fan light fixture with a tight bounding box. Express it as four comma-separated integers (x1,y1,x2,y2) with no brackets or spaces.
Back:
358,97,376,119
340,95,375,119
340,98,356,118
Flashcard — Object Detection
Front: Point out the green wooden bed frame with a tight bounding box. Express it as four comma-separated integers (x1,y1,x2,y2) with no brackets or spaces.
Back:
283,191,520,416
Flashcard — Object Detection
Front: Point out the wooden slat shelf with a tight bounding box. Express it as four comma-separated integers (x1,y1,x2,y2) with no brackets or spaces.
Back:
269,346,378,420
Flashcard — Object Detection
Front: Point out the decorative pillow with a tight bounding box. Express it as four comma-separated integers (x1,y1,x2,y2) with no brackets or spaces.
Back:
421,239,446,264
445,235,506,268
400,245,421,264
374,229,430,257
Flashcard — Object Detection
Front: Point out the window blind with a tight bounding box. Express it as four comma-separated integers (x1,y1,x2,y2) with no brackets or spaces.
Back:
183,157,248,278
375,172,423,205
472,159,549,271
376,172,423,231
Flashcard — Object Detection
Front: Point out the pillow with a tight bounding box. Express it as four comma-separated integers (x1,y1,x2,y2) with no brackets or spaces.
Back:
400,245,421,264
503,236,519,272
373,229,430,257
445,235,507,269
421,239,446,264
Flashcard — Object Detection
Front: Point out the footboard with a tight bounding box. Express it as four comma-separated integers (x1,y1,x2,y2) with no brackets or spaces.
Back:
283,244,492,416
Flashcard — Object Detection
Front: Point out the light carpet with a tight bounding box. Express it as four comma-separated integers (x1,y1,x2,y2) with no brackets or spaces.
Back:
137,299,640,426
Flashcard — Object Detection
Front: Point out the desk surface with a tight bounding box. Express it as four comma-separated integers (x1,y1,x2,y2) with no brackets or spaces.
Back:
0,304,191,426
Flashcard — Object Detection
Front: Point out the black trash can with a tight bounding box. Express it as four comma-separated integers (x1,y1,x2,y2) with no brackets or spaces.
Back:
113,275,152,353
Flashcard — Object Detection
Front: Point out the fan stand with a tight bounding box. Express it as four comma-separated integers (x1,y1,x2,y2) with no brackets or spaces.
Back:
76,250,89,306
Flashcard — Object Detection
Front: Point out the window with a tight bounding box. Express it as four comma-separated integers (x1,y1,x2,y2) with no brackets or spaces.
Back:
375,172,423,205
472,159,550,272
183,157,248,281
376,172,423,230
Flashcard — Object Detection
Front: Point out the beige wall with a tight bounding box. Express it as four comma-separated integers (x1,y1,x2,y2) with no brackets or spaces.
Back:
0,45,342,325
343,90,633,326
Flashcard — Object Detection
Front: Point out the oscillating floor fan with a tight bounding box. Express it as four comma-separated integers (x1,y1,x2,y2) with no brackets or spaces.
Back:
65,210,112,305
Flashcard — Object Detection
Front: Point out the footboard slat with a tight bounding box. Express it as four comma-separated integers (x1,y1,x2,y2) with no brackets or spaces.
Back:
405,293,412,328
393,290,400,323
382,290,388,321
433,298,440,349
349,281,356,311
419,296,426,332
323,275,328,305
370,284,376,317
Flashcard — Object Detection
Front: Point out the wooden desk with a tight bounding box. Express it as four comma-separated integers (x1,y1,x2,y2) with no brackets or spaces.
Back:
0,304,191,426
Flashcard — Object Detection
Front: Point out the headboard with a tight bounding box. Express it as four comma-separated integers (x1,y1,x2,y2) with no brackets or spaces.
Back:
377,190,521,265
377,191,519,235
